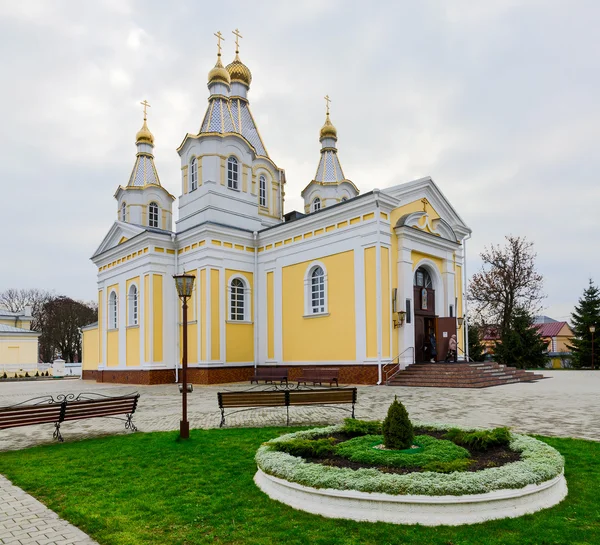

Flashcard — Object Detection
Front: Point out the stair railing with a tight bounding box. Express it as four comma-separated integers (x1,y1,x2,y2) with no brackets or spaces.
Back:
457,345,476,362
383,346,415,384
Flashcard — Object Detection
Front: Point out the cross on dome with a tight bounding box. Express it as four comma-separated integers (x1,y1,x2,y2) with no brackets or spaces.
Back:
214,31,225,56
140,100,151,121
232,28,243,53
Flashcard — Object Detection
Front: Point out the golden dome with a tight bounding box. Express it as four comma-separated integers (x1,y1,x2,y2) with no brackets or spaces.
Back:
208,56,231,87
136,119,154,145
320,113,337,140
226,53,252,86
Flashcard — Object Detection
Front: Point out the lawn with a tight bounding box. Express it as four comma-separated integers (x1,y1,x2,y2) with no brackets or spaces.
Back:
0,428,598,545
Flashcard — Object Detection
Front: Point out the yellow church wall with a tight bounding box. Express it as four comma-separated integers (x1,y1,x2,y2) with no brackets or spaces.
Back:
153,274,163,362
267,271,274,360
106,331,118,366
200,269,207,361
98,289,103,363
126,277,140,367
282,250,356,362
179,323,198,364
225,269,254,363
411,250,444,274
210,269,220,360
381,246,391,359
365,247,377,358
0,338,38,365
106,284,118,366
82,328,98,370
144,276,149,362
0,318,31,331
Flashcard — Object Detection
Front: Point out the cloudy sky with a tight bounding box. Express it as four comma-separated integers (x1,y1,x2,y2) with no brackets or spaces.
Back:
1,0,598,320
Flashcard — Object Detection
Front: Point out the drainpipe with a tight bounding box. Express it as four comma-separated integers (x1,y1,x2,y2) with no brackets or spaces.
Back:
462,233,472,362
253,231,259,370
374,189,383,385
172,233,179,383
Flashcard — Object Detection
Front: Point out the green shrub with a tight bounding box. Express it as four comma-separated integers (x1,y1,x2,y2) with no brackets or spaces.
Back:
1,372,6,379
444,427,512,451
382,397,414,450
45,371,49,377
268,438,336,458
422,459,473,473
341,418,382,437
35,371,39,377
335,434,470,469
25,372,30,378
14,373,18,378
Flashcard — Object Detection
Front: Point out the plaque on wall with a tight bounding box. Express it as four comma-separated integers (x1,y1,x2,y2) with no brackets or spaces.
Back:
421,287,428,310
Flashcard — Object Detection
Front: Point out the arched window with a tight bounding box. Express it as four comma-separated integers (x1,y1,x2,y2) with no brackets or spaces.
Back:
311,266,325,313
227,156,239,190
414,267,433,288
128,285,138,326
149,202,159,228
312,197,321,212
230,278,246,321
121,202,126,222
259,175,267,207
108,291,118,329
190,157,198,191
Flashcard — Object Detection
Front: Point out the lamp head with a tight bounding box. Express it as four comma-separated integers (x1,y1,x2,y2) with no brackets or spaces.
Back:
590,325,596,334
457,317,464,329
173,274,195,299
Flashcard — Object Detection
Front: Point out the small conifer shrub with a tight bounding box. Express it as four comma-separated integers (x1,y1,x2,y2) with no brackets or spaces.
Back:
1,372,6,379
35,371,39,377
14,373,18,378
382,396,414,450
25,372,30,377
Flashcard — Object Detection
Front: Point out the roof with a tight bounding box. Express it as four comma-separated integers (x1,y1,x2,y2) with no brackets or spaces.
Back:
128,154,161,187
0,324,39,335
199,97,268,157
535,322,570,338
0,309,31,319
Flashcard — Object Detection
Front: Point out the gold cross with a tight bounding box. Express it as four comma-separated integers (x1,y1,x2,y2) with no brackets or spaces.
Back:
232,28,243,52
140,100,151,121
214,31,225,56
421,197,429,212
324,94,331,115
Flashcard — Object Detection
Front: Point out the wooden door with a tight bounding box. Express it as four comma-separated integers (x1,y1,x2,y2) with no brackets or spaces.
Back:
436,317,457,362
415,316,426,362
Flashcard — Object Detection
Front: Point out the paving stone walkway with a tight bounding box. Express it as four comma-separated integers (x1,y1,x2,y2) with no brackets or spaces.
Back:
0,370,598,544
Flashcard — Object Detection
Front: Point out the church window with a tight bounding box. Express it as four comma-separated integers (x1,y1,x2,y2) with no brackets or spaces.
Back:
414,267,432,289
230,278,246,321
302,263,328,316
312,197,321,212
128,284,138,326
190,157,198,191
121,202,126,222
227,156,239,190
259,175,267,207
108,291,118,330
149,202,159,228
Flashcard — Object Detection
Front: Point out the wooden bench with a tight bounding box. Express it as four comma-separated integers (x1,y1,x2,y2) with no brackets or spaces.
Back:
296,367,340,387
217,387,356,427
0,393,140,442
250,367,289,385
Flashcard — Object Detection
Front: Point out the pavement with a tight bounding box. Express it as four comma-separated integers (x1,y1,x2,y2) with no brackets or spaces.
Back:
0,370,598,544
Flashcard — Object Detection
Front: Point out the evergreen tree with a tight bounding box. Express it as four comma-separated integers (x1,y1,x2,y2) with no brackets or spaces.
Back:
382,397,414,450
467,321,485,362
567,279,600,369
494,308,547,369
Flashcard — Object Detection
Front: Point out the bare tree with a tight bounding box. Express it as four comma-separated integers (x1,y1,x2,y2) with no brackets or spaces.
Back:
38,297,97,363
0,288,53,331
468,236,544,336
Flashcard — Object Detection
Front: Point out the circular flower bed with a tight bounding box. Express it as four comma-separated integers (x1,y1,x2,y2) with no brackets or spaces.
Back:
254,421,567,525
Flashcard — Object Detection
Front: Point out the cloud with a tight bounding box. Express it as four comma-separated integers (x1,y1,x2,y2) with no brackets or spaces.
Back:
0,0,598,320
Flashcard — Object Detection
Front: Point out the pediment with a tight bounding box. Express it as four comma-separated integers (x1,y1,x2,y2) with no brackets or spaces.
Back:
384,176,471,238
92,222,146,259
395,211,458,242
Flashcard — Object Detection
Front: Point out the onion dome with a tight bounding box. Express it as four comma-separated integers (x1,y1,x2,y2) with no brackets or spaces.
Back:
320,113,337,140
226,53,252,87
208,56,231,87
136,119,154,145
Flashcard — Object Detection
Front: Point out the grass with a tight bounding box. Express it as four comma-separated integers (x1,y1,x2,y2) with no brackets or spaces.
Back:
0,428,598,545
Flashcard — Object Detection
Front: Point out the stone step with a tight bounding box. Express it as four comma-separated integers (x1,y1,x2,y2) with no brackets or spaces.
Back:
386,361,544,388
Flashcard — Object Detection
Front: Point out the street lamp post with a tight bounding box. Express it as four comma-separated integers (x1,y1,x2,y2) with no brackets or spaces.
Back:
590,325,596,371
173,274,195,439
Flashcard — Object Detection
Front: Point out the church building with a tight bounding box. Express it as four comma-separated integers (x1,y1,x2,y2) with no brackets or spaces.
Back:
82,31,472,385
